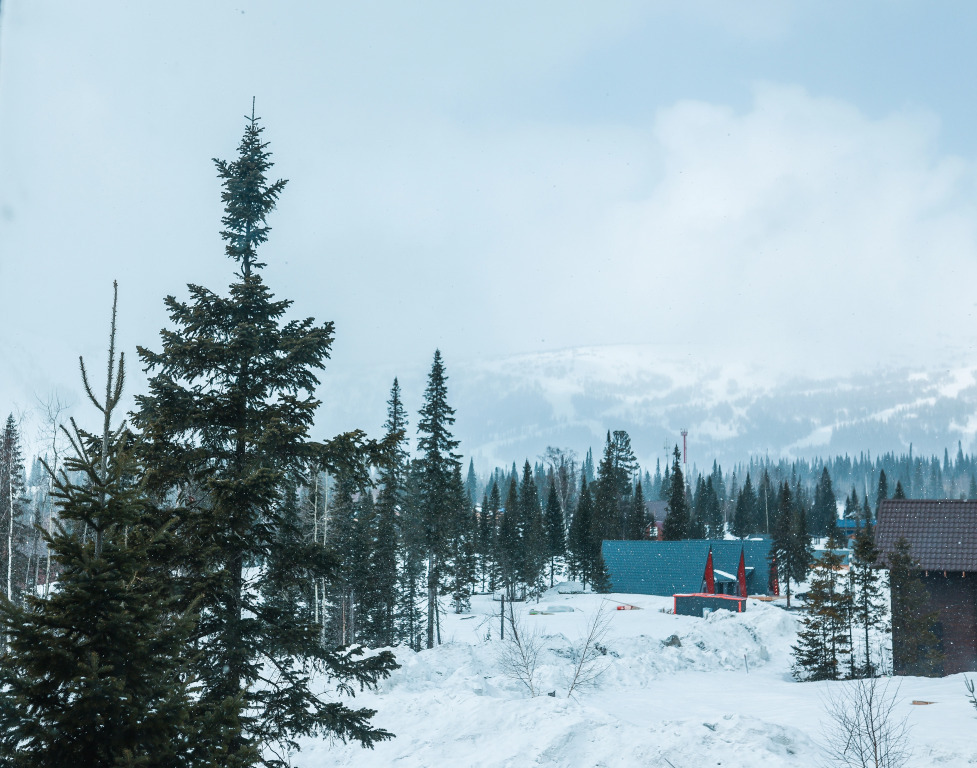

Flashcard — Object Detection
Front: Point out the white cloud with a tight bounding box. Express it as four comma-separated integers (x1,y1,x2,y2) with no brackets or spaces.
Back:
3,2,977,432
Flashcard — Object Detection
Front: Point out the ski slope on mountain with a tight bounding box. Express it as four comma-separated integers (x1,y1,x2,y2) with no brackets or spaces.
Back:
298,591,976,767
316,346,977,473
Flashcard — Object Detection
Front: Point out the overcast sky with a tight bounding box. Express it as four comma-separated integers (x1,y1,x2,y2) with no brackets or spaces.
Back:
3,1,977,447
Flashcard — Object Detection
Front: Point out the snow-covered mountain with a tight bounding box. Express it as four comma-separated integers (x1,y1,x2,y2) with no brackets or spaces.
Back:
316,345,977,473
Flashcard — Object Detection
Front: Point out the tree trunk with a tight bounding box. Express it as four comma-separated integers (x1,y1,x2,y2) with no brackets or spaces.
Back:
426,556,437,649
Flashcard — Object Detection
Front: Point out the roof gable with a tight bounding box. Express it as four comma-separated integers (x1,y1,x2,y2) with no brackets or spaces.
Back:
875,499,977,571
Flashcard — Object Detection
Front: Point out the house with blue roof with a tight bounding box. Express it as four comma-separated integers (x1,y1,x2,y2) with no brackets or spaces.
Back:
601,539,774,597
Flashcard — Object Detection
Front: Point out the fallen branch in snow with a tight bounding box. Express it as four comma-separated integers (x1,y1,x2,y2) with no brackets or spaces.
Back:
566,600,612,699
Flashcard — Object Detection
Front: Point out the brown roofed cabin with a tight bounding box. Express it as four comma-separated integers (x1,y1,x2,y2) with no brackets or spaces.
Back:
875,499,977,676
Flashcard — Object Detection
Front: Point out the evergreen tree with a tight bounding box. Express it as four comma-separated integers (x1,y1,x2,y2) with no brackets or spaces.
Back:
567,476,592,585
732,473,756,539
483,481,502,592
543,478,565,586
397,461,427,651
414,350,463,646
888,538,943,676
322,477,360,646
811,467,837,536
516,460,545,597
843,487,860,521
893,480,906,499
703,476,723,539
448,469,477,614
371,380,406,647
497,476,520,599
592,431,636,541
0,286,198,767
0,415,31,605
133,112,396,765
769,483,811,608
792,532,851,681
542,447,577,531
625,480,648,541
756,469,774,533
689,476,708,540
662,447,690,541
850,521,886,677
876,469,889,511
465,459,478,507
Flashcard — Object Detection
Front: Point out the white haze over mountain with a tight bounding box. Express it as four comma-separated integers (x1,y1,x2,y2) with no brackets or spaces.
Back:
2,2,977,463
318,345,977,476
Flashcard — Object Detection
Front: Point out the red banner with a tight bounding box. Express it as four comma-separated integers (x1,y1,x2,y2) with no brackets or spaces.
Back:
703,549,715,594
737,548,747,598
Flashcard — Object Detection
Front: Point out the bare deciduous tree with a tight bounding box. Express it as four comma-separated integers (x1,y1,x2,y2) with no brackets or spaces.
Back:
497,602,543,697
821,677,912,768
566,600,612,699
34,392,71,597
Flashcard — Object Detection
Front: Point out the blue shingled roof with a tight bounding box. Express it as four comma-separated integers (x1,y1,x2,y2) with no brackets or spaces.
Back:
601,539,773,596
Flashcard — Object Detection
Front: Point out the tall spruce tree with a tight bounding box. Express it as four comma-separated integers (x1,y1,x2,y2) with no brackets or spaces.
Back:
497,476,520,599
662,446,690,541
0,415,31,605
876,469,889,511
811,467,837,536
850,521,886,677
769,482,811,608
543,478,565,586
567,475,593,585
133,111,396,766
372,379,406,647
516,460,545,596
0,285,198,767
398,461,427,651
448,467,477,614
592,431,636,541
792,531,851,681
732,473,756,539
702,477,723,539
625,480,648,540
414,350,463,646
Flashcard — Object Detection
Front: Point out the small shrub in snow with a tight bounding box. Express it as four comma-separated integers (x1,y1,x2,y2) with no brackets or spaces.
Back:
820,677,911,768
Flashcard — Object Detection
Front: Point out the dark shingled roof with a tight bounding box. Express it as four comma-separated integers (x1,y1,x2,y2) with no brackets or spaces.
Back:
875,499,977,571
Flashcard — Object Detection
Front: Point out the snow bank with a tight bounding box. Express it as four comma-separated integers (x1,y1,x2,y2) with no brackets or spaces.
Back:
297,593,977,768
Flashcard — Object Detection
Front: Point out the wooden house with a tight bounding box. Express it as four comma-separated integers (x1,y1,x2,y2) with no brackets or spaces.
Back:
875,499,977,676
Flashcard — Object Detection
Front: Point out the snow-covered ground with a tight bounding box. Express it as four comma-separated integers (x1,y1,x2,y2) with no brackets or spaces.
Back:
300,591,977,767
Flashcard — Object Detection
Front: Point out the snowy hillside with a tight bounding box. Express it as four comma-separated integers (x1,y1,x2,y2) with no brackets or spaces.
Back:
317,345,977,470
299,591,977,767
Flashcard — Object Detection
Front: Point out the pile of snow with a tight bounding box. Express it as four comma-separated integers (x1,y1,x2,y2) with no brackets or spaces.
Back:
298,591,977,767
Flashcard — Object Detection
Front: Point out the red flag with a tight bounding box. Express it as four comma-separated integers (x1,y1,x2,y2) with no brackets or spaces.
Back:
703,548,715,594
737,547,747,598
770,555,780,596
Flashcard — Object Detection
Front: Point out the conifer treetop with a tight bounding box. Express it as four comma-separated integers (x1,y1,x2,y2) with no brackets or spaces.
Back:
214,100,288,277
